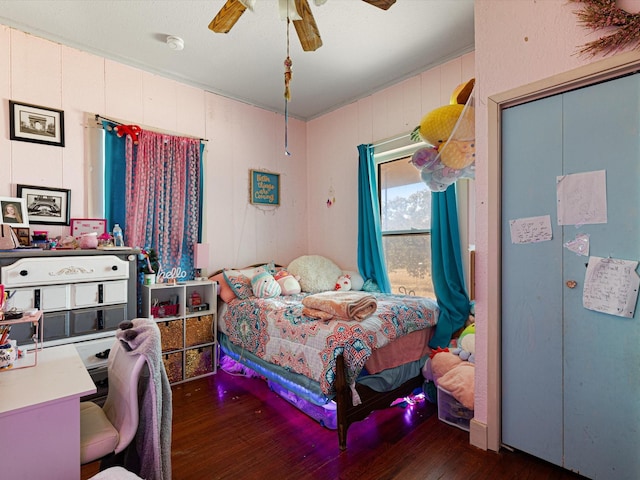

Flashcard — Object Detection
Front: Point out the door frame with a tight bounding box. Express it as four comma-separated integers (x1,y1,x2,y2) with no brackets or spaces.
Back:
485,50,640,452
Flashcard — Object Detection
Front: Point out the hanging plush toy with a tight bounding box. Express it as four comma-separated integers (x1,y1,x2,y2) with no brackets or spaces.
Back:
410,78,476,191
113,124,141,144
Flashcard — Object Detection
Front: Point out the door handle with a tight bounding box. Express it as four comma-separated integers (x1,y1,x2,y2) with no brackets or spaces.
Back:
566,280,577,289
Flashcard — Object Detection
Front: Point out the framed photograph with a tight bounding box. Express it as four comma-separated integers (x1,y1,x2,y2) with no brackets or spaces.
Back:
70,218,107,240
250,169,280,206
0,197,29,228
17,184,71,226
9,100,65,147
12,227,30,247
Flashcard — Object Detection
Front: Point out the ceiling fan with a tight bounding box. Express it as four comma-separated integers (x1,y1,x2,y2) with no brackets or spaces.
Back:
208,0,396,52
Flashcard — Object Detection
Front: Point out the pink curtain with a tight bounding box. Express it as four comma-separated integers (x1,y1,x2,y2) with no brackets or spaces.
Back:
124,129,201,276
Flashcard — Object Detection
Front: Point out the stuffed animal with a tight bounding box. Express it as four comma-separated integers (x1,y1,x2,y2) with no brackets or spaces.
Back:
334,274,352,291
273,269,301,295
410,78,476,191
113,124,141,144
251,267,281,298
451,323,475,363
342,270,364,290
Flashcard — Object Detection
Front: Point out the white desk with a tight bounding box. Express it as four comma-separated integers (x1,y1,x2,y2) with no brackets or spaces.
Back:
0,344,96,480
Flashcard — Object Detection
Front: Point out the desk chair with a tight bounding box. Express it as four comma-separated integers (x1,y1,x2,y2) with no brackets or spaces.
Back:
80,338,147,466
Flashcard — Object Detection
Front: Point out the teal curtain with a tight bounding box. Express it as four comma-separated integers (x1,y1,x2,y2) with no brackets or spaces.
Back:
103,121,127,232
198,143,205,243
429,184,470,348
357,144,391,293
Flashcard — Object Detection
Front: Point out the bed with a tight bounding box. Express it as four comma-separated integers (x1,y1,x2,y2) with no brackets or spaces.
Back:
210,257,440,450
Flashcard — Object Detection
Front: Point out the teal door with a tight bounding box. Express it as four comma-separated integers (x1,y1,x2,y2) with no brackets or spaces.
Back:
501,73,640,479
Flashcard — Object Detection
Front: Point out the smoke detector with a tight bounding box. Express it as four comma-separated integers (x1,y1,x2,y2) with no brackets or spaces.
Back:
166,35,184,51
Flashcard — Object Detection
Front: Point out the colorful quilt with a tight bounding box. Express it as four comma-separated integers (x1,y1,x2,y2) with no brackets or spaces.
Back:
219,293,439,396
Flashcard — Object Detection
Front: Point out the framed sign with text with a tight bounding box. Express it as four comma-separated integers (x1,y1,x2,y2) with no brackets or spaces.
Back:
70,218,107,240
250,169,280,206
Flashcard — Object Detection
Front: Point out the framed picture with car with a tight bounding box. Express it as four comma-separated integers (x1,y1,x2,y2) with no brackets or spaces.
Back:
17,184,71,226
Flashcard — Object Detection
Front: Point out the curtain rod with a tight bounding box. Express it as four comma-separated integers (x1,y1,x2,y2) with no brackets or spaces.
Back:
94,114,208,143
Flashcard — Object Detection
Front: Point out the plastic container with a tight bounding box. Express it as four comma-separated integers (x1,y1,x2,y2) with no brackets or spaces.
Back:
113,224,124,247
437,385,473,431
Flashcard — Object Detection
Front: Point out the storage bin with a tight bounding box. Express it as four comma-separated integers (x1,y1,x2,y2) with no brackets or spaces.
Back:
185,345,214,379
151,303,179,318
185,314,214,347
437,385,473,432
163,351,183,383
158,319,183,352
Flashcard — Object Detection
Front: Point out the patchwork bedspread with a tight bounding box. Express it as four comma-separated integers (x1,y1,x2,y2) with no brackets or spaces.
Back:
219,293,439,395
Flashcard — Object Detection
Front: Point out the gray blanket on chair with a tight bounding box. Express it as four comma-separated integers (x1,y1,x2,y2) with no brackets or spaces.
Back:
116,318,172,480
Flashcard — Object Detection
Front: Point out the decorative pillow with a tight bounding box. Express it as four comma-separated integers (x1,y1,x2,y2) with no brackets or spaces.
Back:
429,350,463,380
287,255,342,293
362,279,381,292
209,272,237,303
251,267,281,298
343,270,364,291
273,269,301,295
223,269,254,299
264,261,278,275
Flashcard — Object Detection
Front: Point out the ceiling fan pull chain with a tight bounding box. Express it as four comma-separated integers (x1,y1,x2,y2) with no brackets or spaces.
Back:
284,14,292,156
284,56,292,101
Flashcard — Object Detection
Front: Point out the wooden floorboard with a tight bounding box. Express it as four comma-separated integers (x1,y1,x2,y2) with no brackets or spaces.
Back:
82,368,586,480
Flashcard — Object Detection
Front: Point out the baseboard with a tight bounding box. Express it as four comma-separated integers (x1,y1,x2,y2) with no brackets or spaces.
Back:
469,418,488,450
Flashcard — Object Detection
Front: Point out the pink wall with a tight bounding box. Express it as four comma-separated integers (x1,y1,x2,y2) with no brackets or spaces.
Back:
0,26,308,274
306,53,475,271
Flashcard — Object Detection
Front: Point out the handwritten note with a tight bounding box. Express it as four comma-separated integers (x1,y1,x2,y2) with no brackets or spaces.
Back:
583,256,640,318
509,215,553,244
557,170,607,226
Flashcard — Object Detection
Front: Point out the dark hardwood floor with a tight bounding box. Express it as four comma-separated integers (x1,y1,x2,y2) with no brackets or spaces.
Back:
82,367,585,480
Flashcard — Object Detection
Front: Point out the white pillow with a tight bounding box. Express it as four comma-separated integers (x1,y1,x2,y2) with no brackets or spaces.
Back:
287,255,342,293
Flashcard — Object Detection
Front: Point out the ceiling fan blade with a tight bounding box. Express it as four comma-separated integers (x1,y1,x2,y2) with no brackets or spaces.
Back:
362,0,396,10
208,0,247,33
292,0,323,51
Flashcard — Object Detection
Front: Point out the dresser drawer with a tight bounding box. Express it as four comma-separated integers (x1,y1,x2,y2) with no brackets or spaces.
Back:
71,280,127,308
6,285,70,312
70,305,127,336
10,311,70,345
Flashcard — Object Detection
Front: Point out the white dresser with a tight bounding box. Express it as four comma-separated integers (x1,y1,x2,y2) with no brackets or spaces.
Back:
0,249,138,398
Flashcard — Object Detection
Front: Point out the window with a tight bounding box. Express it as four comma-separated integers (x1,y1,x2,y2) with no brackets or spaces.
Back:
377,149,434,298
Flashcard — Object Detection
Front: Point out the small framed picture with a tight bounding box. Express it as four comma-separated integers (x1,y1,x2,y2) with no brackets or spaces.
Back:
0,197,29,228
12,227,30,246
250,169,280,206
9,100,65,147
17,184,71,226
70,218,107,240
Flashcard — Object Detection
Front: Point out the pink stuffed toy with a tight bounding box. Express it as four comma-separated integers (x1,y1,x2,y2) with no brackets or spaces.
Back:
273,269,301,295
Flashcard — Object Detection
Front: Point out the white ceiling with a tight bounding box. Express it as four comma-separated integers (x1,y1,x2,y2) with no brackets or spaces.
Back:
0,0,475,120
